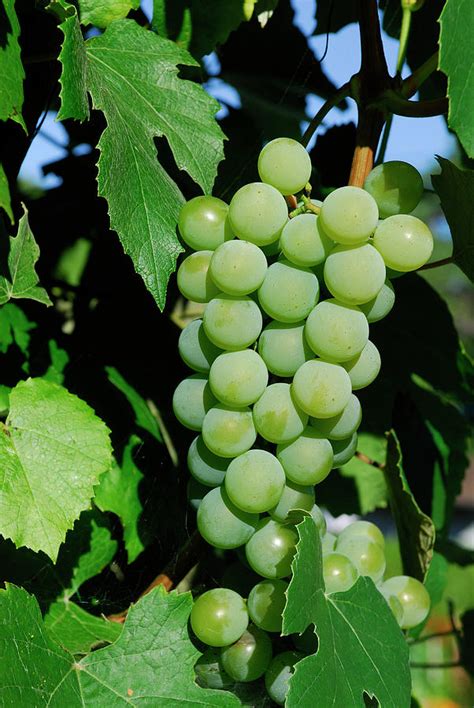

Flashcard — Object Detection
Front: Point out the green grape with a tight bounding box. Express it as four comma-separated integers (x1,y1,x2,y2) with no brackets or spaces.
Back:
210,240,268,296
261,237,282,257
253,383,308,444
310,394,362,441
386,594,404,626
228,182,288,246
305,299,369,363
245,518,298,579
321,531,337,555
195,648,234,689
380,576,430,629
258,137,312,195
292,360,352,419
319,186,379,245
247,579,288,632
225,449,285,514
220,625,273,682
280,214,333,267
277,427,333,485
178,195,233,251
363,161,424,218
265,651,303,706
359,279,395,323
197,486,259,549
187,435,228,487
269,480,315,522
324,243,386,305
178,319,221,373
203,294,263,351
258,259,319,323
190,588,249,647
336,536,386,583
342,340,381,390
209,349,268,407
177,250,221,303
337,520,385,549
202,404,256,458
258,321,313,377
331,433,358,467
373,214,434,271
173,374,216,431
323,552,359,593
310,503,327,535
187,477,208,511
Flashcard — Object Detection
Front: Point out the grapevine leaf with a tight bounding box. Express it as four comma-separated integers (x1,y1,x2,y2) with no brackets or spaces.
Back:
340,433,388,514
0,302,35,354
106,366,162,443
313,0,357,34
43,339,70,385
0,209,52,306
0,0,26,130
79,0,140,28
0,378,112,560
383,430,435,581
431,157,474,283
0,163,13,223
85,21,225,308
439,0,474,158
283,516,411,708
44,600,122,655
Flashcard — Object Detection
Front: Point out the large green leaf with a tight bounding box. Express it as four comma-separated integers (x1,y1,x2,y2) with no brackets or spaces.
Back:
79,0,140,28
0,378,112,560
0,0,25,129
439,0,474,157
432,157,474,283
283,516,411,708
85,20,225,308
339,432,387,514
106,366,162,443
45,601,122,655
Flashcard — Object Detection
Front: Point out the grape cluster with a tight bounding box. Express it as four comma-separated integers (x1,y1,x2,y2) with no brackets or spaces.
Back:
173,137,433,701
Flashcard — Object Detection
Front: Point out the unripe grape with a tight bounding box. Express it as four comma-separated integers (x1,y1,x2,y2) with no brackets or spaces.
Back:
258,321,313,378
331,433,358,467
269,480,315,522
210,240,267,295
342,340,381,390
324,243,386,305
172,374,216,431
187,435,228,487
277,427,333,485
292,360,352,419
178,196,233,251
323,552,359,593
197,486,258,549
336,536,386,583
229,182,288,246
265,651,303,706
178,319,221,373
177,251,220,303
253,383,308,444
280,213,333,267
202,404,256,458
258,259,320,323
195,648,233,689
190,588,248,647
320,186,379,245
225,449,286,513
209,349,268,407
338,520,385,549
380,575,430,628
305,299,369,363
359,280,395,323
246,518,298,579
203,294,263,350
248,579,288,632
220,625,273,682
373,215,434,272
311,394,362,441
364,161,424,218
258,137,312,195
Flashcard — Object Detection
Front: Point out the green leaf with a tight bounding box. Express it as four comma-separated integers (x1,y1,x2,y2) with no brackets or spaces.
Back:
106,366,162,443
0,0,26,130
340,433,387,514
313,0,357,35
79,0,140,28
439,0,474,157
0,209,52,306
283,516,411,708
85,20,225,308
0,378,112,560
0,163,13,223
44,600,122,655
53,237,92,287
43,339,70,385
432,157,474,283
0,302,35,355
383,430,435,581
95,435,145,563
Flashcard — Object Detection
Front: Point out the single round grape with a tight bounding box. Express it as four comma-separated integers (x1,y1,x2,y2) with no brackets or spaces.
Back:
261,237,282,257
310,394,362,441
190,588,249,647
331,433,358,467
247,579,288,632
269,480,315,522
320,186,379,245
323,552,359,594
324,243,386,305
380,576,430,629
173,374,216,431
310,504,327,535
321,531,337,555
187,435,228,487
258,321,313,378
202,404,256,458
359,280,395,323
265,651,303,706
364,161,424,218
197,486,258,549
292,360,352,419
246,518,298,579
187,478,208,511
253,383,308,444
386,594,404,626
210,240,268,295
280,214,333,267
277,427,333,485
209,349,268,408
305,299,369,363
178,319,221,373
203,294,263,350
225,449,286,514
178,196,233,251
177,251,221,303
258,259,319,323
229,182,288,246
221,625,273,682
258,137,312,195
337,520,385,549
373,214,434,272
342,340,381,390
195,648,234,689
337,536,386,583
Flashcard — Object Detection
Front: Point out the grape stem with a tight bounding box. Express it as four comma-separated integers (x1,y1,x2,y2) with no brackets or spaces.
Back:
300,82,351,149
418,256,453,271
355,451,385,469
410,660,462,669
377,92,448,118
146,398,179,467
408,629,459,645
402,52,440,98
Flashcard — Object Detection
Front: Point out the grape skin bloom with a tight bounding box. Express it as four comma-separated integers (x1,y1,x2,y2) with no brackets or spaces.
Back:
258,137,312,195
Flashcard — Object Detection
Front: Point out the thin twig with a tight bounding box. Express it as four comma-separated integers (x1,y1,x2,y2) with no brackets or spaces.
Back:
410,661,462,669
355,451,385,469
402,52,439,98
146,399,179,468
380,93,448,118
408,629,458,645
418,257,453,271
301,82,351,148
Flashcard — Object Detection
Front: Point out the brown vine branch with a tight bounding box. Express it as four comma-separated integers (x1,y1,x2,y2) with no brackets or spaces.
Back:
380,92,449,118
402,52,440,98
418,256,453,271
